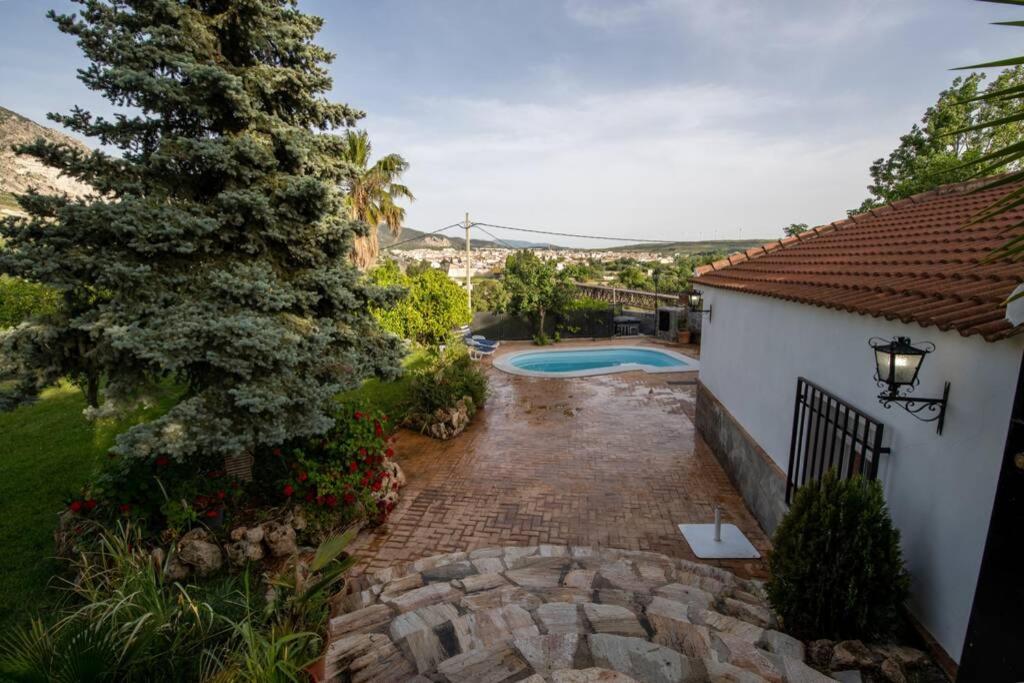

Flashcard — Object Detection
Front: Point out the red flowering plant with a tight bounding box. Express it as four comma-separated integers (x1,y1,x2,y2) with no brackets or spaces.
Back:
77,450,247,536
252,403,403,535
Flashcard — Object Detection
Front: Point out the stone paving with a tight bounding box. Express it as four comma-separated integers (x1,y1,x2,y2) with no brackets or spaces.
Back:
347,339,770,580
326,545,831,682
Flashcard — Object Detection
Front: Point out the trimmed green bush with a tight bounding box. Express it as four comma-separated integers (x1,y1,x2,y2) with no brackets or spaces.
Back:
408,348,488,417
767,470,910,641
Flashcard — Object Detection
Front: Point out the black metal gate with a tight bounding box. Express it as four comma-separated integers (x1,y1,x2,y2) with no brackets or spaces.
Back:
786,377,889,504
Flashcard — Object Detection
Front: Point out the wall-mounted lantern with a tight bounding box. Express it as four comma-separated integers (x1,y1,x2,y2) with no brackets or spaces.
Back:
686,289,712,320
869,336,951,434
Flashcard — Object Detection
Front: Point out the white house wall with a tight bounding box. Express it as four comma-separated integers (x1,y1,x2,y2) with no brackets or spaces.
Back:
696,286,1023,664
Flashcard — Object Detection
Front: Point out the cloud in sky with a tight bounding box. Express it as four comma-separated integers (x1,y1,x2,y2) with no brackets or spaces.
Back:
1,0,1021,245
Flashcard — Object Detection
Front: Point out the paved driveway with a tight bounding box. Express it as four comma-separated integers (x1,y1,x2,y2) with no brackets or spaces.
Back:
348,339,770,579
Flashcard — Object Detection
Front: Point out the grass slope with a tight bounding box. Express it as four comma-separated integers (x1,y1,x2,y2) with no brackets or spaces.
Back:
0,350,428,630
0,382,179,629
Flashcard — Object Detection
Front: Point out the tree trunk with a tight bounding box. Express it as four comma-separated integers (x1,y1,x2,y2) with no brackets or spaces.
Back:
538,308,546,337
86,373,100,409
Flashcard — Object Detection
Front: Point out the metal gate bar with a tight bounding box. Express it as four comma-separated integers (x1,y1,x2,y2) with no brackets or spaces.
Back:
785,377,889,504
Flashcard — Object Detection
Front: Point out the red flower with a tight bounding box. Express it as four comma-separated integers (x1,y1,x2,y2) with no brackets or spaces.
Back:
273,448,283,457
69,500,83,513
216,490,226,500
358,447,367,457
385,447,395,458
119,503,132,514
205,508,219,519
84,499,97,511
155,456,169,467
354,410,364,421
297,471,308,482
344,492,356,505
374,421,384,437
324,494,338,508
195,495,209,508
316,495,325,506
349,461,358,473
372,481,382,492
282,484,294,497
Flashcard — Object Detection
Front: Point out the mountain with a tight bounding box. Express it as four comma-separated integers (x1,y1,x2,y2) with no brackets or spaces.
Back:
596,238,772,256
0,106,93,215
378,225,551,251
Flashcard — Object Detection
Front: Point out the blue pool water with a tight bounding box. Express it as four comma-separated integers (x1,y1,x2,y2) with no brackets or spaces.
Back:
504,347,690,375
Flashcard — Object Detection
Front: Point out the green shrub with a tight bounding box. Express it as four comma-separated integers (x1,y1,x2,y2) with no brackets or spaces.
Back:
0,275,59,328
767,470,910,641
408,348,488,417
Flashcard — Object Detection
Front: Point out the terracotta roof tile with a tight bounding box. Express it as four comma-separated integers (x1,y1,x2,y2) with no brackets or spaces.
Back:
694,178,1024,342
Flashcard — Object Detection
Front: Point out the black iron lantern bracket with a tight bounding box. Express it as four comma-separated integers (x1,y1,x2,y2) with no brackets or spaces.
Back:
869,337,951,434
687,291,712,320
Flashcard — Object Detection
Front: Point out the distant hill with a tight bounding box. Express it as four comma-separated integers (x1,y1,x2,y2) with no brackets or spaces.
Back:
378,225,550,251
597,238,772,256
0,106,93,216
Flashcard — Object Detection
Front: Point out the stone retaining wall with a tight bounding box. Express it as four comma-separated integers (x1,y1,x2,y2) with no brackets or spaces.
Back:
695,382,788,534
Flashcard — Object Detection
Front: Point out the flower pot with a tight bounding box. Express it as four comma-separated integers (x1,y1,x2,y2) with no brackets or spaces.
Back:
677,330,692,344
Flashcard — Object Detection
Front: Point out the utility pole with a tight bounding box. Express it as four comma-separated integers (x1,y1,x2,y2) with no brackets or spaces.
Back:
464,212,472,312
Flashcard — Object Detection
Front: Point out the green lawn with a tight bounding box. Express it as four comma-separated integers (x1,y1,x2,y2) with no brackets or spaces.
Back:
0,350,429,630
0,382,180,629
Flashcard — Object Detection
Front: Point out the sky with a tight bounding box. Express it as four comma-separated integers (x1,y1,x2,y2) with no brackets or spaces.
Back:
0,0,1022,246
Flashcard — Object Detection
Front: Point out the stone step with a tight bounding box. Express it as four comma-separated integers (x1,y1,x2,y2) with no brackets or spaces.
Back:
324,545,832,683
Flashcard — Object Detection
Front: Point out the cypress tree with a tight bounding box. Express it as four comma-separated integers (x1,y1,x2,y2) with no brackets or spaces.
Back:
0,0,403,471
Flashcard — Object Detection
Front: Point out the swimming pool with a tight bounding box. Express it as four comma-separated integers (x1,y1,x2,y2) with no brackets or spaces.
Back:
493,346,699,377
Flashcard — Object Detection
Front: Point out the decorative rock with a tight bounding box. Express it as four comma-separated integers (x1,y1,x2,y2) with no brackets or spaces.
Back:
676,571,727,595
695,610,755,639
470,547,506,559
400,626,448,674
721,598,776,630
473,557,507,574
766,653,835,683
380,572,424,601
709,631,782,682
830,640,876,671
503,546,539,565
514,633,582,674
537,587,593,604
551,669,640,683
437,642,533,683
646,597,714,658
702,657,768,683
654,583,715,611
539,544,570,557
596,589,641,610
164,552,191,581
421,560,477,582
330,604,394,638
176,529,223,576
832,670,864,683
879,658,907,683
564,569,598,591
757,630,805,661
229,526,247,542
462,585,543,612
806,639,835,669
225,537,265,566
588,634,704,683
456,572,508,594
871,644,929,669
537,602,582,635
244,526,265,543
390,603,460,640
261,521,298,557
505,564,566,590
385,582,462,613
454,604,540,650
583,603,647,638
598,559,663,592
348,635,416,683
326,632,392,673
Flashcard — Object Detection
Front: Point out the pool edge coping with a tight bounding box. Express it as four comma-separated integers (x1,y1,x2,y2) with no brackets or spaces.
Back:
492,344,701,378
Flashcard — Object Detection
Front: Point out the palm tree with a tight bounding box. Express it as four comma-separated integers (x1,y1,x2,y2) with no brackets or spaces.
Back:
339,130,415,268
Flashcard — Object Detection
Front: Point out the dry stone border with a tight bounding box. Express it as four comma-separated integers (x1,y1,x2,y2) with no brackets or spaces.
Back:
323,545,841,682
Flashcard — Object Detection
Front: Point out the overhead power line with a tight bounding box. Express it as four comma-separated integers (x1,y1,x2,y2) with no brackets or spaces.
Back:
472,224,520,250
472,221,684,244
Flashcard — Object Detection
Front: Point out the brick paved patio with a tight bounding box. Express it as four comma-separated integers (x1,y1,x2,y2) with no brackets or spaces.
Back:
348,339,770,579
